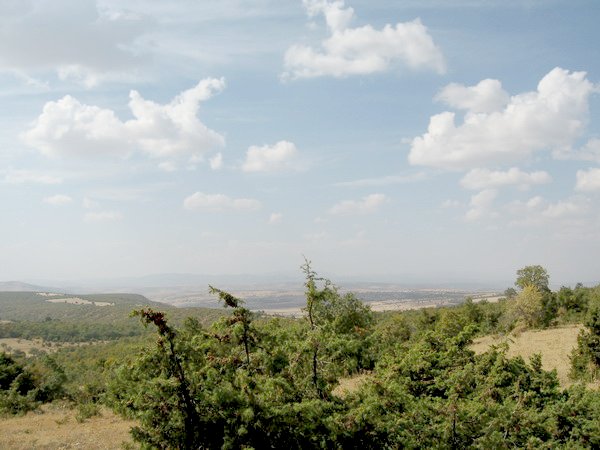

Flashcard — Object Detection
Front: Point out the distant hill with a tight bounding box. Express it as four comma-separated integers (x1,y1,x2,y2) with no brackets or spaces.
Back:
0,291,165,323
0,281,66,293
0,291,228,338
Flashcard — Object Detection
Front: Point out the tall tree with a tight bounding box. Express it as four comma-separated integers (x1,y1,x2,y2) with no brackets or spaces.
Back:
515,265,550,292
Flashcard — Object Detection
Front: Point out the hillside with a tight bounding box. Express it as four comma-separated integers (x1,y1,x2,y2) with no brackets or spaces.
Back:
471,325,583,387
0,291,227,342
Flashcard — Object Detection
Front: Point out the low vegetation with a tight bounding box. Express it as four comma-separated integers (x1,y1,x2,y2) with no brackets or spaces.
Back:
1,263,599,448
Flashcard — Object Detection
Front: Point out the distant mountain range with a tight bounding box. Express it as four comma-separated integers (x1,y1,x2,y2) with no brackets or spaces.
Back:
0,281,69,293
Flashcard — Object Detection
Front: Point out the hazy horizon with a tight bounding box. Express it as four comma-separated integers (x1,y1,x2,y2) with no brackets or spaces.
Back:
1,1,599,285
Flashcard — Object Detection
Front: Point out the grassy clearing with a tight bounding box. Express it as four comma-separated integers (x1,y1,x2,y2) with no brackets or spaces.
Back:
0,403,136,449
471,324,582,387
0,338,100,356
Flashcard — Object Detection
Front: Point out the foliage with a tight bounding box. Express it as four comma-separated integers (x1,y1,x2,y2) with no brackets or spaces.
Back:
571,302,600,381
507,285,544,328
515,265,550,292
105,266,600,449
0,352,38,414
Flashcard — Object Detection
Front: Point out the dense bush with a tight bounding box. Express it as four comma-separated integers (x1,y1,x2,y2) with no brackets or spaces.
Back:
106,266,600,449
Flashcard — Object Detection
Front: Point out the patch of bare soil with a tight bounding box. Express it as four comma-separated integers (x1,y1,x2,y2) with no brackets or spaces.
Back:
0,403,137,450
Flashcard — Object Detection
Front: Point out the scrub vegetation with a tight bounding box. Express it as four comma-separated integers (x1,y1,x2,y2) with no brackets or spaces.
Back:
1,264,600,448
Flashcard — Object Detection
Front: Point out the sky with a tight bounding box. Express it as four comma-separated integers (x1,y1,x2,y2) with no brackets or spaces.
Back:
1,0,600,286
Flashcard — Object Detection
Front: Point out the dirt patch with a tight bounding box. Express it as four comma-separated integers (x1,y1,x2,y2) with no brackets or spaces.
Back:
0,403,137,449
471,325,582,387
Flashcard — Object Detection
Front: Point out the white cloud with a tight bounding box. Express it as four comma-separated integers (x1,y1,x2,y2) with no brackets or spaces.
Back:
460,167,551,190
43,194,72,206
183,192,261,212
575,168,600,192
242,140,301,173
436,79,509,114
158,161,178,172
82,197,99,209
209,153,223,170
329,193,387,215
283,0,445,79
23,78,225,161
84,210,123,222
409,68,596,170
304,231,328,241
507,195,589,226
553,138,600,163
3,168,62,184
441,199,461,208
268,212,283,224
334,172,426,187
0,0,152,86
542,199,588,219
465,189,497,221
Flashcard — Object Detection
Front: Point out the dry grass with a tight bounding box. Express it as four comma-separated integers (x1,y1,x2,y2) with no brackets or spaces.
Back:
333,372,372,398
0,403,137,449
0,338,54,356
0,338,99,357
471,325,583,387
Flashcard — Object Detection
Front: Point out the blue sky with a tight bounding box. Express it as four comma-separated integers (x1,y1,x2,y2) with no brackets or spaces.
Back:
1,0,599,285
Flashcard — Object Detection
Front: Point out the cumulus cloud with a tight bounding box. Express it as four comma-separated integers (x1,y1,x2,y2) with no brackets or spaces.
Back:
209,153,223,170
3,168,62,184
242,141,301,173
283,0,445,79
575,168,600,192
329,193,387,215
23,78,225,161
555,138,600,163
0,0,151,86
441,199,461,208
542,199,588,219
334,172,427,187
158,161,178,172
460,167,551,190
409,68,597,170
183,192,261,212
82,197,99,209
84,210,123,222
507,195,590,226
268,212,283,224
465,189,497,221
436,79,509,114
43,194,72,206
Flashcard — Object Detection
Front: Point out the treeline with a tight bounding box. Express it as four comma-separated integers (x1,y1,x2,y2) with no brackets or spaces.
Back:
0,320,146,342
